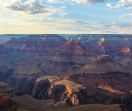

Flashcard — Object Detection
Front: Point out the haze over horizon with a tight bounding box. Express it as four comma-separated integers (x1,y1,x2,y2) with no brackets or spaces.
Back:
0,0,132,34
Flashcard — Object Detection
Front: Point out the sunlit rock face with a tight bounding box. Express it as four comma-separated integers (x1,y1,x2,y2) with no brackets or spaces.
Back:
97,81,125,95
51,79,85,105
31,76,85,106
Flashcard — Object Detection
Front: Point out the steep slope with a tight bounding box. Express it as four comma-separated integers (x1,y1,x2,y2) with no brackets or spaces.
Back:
79,55,130,74
31,76,59,99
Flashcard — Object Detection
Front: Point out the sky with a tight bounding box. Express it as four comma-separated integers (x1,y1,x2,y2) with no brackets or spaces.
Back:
0,0,132,34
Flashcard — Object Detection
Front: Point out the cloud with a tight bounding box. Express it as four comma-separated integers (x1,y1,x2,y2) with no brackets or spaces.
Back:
41,18,132,34
4,0,67,16
119,13,132,18
2,0,107,15
107,0,132,9
47,0,63,3
9,0,50,14
101,22,132,33
0,0,131,34
71,0,106,4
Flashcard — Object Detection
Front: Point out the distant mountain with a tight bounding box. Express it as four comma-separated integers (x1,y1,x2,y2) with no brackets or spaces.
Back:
4,34,65,54
0,34,28,44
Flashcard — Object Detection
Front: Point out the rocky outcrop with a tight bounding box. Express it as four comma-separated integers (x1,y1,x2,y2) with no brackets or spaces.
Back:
31,76,85,106
51,79,85,105
31,76,59,99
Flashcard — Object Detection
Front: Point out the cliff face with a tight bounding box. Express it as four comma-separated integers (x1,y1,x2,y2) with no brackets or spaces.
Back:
31,76,59,99
8,74,37,95
51,79,85,105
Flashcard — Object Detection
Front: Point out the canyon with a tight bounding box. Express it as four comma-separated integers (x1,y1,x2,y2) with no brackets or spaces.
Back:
0,34,132,111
